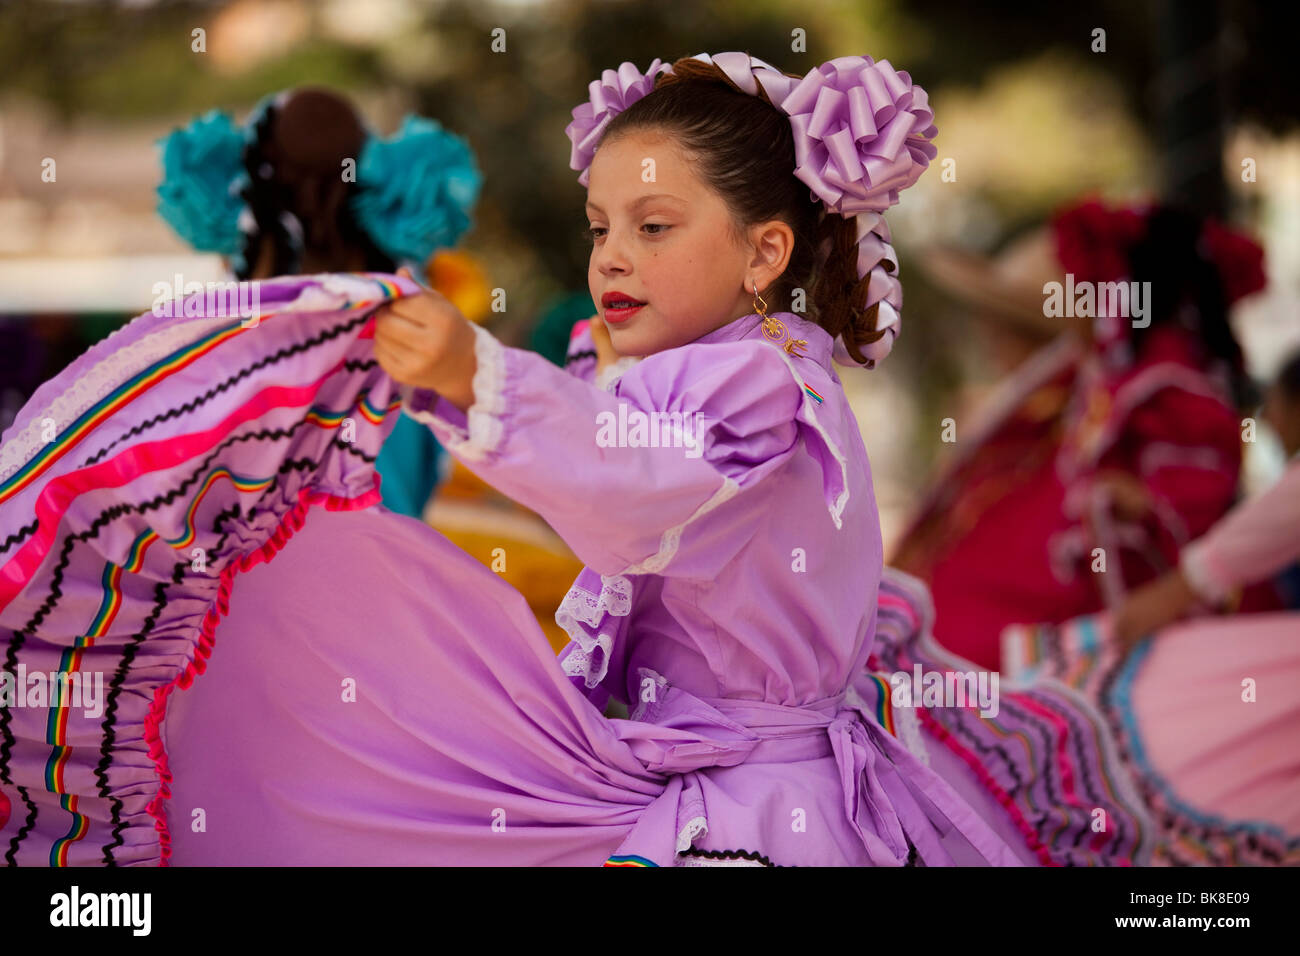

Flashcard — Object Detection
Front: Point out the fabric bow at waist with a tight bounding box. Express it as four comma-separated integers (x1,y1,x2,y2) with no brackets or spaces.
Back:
611,669,962,866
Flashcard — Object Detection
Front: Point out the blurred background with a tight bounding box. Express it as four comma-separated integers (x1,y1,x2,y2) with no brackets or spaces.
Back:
1,0,1296,570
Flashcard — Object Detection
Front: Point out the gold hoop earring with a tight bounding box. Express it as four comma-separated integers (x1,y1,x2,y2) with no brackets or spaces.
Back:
751,277,807,357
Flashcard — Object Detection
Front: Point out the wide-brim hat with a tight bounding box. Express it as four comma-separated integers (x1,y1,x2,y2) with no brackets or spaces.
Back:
915,226,1063,338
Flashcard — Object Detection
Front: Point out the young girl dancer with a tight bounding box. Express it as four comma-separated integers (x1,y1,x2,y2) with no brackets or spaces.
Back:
0,53,1145,866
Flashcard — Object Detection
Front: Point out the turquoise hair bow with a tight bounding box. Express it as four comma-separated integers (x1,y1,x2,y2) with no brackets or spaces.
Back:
155,110,247,256
155,101,481,269
352,115,482,265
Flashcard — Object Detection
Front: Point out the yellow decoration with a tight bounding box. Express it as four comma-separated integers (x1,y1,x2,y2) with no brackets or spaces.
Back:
426,250,494,324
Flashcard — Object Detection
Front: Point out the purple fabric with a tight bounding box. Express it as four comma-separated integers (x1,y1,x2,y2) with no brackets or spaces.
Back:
0,273,1027,866
397,307,1023,865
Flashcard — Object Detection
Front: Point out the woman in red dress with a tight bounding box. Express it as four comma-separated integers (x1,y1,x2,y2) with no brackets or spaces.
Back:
892,198,1266,670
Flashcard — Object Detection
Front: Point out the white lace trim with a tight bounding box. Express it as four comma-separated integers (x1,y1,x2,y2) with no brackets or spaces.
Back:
891,695,929,766
559,631,614,689
400,322,507,462
556,574,633,627
0,274,405,484
0,321,216,483
596,355,642,392
675,815,708,854
273,282,350,316
616,475,741,575
554,574,633,688
293,273,397,309
846,682,929,766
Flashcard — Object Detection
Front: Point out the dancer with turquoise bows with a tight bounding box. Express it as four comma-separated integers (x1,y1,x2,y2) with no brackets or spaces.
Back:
155,87,482,517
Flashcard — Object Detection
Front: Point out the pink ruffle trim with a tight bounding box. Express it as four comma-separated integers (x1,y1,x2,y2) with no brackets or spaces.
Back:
141,483,381,865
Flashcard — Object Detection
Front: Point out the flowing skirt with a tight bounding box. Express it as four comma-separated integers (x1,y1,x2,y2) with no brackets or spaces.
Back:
0,274,1022,866
7,273,1288,867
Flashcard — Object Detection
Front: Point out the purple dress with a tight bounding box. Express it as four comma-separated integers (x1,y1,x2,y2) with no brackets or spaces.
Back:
0,274,1141,866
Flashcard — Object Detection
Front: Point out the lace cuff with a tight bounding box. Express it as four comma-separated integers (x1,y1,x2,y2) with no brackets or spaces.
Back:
400,322,508,462
555,573,633,688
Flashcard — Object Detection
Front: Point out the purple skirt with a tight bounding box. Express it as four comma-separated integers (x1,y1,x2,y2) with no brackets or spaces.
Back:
0,274,1157,866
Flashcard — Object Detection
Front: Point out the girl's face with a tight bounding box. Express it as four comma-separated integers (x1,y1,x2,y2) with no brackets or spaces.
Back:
585,129,789,357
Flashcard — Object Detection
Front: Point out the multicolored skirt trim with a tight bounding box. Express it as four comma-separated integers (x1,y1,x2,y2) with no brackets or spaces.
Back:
866,569,1155,866
0,274,417,865
1005,616,1300,866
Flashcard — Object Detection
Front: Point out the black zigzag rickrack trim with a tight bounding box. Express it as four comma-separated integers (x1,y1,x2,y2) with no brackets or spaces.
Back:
19,423,323,635
0,629,24,790
5,785,39,867
944,689,1126,863
565,349,596,365
336,438,378,464
0,521,39,561
0,318,377,562
677,847,782,867
4,435,330,861
98,571,178,865
876,609,1133,864
1,630,34,866
75,319,376,471
1,306,383,858
99,465,319,864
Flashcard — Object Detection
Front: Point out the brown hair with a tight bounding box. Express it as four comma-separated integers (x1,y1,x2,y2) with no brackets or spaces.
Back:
600,56,887,363
239,88,396,279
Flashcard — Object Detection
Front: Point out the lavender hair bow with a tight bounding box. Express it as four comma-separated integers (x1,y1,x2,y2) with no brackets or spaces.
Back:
564,52,938,368
564,59,672,188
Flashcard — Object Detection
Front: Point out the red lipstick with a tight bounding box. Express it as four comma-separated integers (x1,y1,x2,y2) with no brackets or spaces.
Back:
601,291,646,324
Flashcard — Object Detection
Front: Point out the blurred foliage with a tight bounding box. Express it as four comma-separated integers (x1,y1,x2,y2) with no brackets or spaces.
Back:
0,2,377,117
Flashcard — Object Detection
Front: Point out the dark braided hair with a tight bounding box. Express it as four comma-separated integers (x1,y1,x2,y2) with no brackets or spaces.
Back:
234,89,398,280
601,56,888,364
1127,205,1256,409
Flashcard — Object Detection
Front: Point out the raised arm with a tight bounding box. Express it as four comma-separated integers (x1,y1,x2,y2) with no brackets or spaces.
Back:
1180,458,1300,604
400,321,812,580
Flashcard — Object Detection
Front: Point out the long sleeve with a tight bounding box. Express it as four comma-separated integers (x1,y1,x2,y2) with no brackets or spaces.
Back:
401,322,811,580
1180,458,1300,603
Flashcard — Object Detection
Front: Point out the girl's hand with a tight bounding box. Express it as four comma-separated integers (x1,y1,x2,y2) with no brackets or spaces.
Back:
588,311,620,377
1112,567,1200,651
374,267,478,412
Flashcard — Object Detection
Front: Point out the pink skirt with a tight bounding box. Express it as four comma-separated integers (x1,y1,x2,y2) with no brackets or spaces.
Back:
1003,609,1300,864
